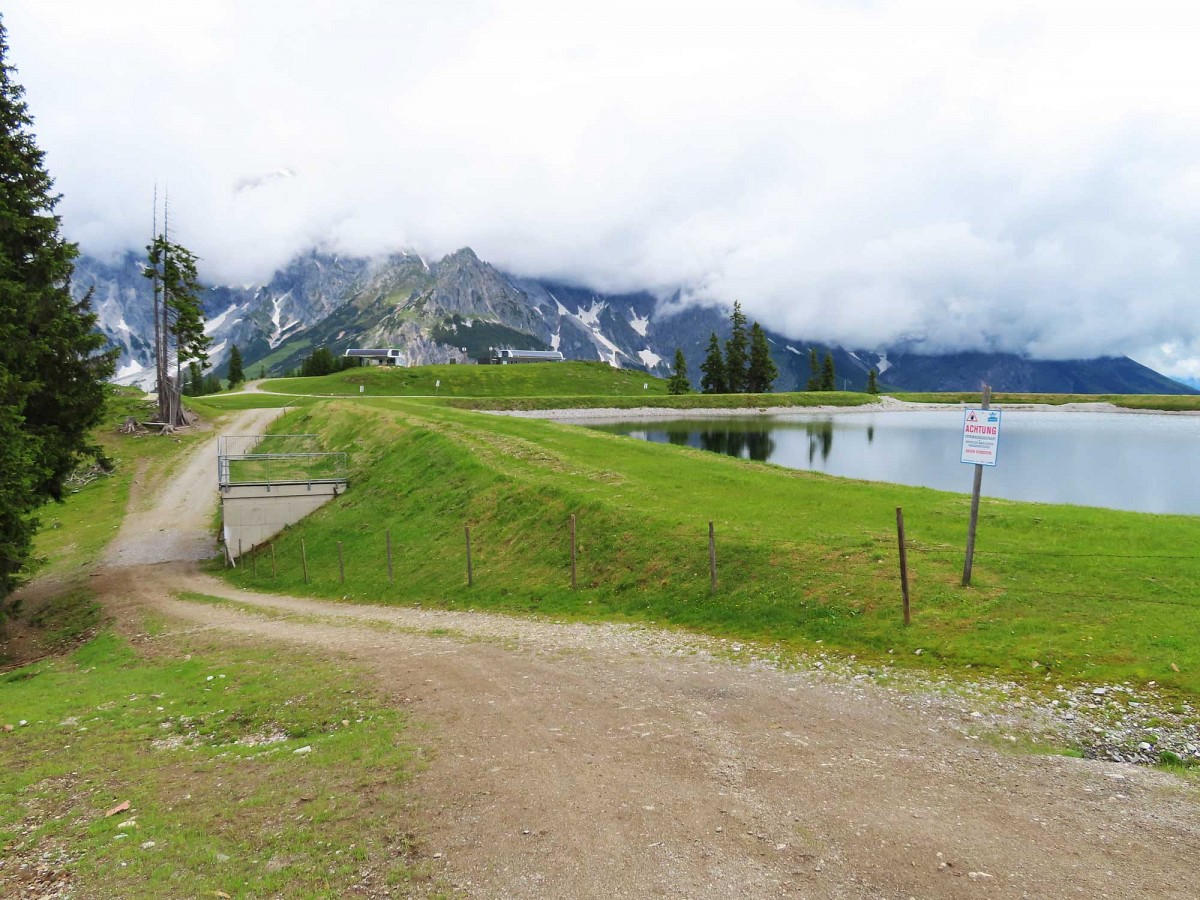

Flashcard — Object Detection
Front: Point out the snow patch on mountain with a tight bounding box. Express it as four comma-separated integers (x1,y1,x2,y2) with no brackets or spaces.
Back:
877,353,891,375
577,299,605,329
629,310,650,337
204,303,241,335
638,349,662,368
785,345,802,355
269,293,300,348
115,359,145,382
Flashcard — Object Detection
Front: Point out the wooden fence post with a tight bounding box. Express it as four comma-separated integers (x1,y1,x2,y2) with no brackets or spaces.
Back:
301,538,309,584
271,543,276,579
252,544,257,578
465,525,473,587
708,521,717,594
896,507,910,626
386,529,394,584
338,541,345,584
570,514,577,590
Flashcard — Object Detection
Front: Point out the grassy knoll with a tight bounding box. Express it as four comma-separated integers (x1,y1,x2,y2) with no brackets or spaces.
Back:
221,399,1200,697
186,392,317,413
260,360,672,397
0,628,438,898
446,390,878,411
894,391,1200,411
33,387,214,580
2,388,213,665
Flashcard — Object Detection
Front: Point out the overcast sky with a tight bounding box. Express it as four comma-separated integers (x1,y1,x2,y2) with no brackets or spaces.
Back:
6,1,1200,377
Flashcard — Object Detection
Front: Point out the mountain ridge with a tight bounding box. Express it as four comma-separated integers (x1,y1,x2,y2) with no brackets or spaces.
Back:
74,247,1197,395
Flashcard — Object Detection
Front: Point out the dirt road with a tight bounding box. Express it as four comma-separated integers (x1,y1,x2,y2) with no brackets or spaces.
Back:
94,409,1200,899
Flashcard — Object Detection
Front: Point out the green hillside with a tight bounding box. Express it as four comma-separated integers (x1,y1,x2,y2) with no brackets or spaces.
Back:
223,399,1200,698
260,361,671,397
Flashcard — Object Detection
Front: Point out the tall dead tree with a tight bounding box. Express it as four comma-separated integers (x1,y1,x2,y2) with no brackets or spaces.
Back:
145,190,208,427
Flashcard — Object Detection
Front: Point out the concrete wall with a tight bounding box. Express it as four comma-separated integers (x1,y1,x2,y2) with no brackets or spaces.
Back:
221,481,346,559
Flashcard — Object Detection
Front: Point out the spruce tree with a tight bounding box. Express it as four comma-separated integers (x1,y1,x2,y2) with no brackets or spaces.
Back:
667,348,691,394
820,352,836,391
699,332,727,394
185,361,203,396
0,24,116,597
227,344,245,387
724,301,748,392
144,233,208,424
745,323,779,393
806,349,821,391
867,368,878,394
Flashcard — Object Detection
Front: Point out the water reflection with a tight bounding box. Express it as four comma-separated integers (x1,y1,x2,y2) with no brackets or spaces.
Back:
583,410,1200,515
807,420,833,464
691,428,777,461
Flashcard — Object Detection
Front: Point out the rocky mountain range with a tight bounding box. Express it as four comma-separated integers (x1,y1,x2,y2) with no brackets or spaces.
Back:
73,247,1196,395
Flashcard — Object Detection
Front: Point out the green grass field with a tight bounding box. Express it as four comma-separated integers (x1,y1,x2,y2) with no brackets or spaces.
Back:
30,388,210,578
0,628,437,898
260,361,672,397
894,391,1200,411
221,398,1200,698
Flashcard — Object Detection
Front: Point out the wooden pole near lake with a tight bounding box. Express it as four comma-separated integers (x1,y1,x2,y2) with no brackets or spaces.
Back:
570,514,577,590
708,521,717,594
337,541,345,584
386,529,394,584
962,384,991,586
896,507,910,626
271,543,276,579
252,544,257,577
465,525,473,587
301,538,309,583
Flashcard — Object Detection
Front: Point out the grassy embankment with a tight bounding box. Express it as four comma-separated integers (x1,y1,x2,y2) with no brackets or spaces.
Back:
221,394,1200,697
259,361,880,411
3,390,436,898
893,391,1200,411
2,387,216,663
0,628,435,898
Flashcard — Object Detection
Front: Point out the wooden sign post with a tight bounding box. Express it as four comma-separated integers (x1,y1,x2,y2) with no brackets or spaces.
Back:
961,384,997,586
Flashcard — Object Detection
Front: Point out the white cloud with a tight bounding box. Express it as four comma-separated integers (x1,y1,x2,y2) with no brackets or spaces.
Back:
7,0,1200,375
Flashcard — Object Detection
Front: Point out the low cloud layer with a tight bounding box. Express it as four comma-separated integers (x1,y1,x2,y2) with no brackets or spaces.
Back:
7,1,1200,376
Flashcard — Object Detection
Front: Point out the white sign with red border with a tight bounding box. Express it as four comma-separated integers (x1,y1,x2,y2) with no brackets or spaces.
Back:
960,408,1002,466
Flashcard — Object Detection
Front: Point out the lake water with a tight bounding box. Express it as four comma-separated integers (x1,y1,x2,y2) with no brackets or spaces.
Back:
584,409,1200,515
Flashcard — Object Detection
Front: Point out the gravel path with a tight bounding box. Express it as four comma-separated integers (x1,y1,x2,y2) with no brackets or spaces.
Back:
90,408,1200,899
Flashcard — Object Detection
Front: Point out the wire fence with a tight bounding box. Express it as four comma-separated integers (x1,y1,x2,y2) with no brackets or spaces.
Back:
218,434,347,488
224,509,1200,622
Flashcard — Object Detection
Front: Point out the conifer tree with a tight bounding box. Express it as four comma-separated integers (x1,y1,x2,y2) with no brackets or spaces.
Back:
0,23,115,597
699,332,727,394
144,232,208,424
867,368,878,394
806,349,821,391
820,352,836,391
724,301,748,392
227,344,245,387
667,348,691,394
745,323,779,393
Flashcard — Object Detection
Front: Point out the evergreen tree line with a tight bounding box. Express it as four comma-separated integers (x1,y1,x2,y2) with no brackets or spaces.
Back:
0,22,115,597
182,343,245,396
699,301,779,394
284,347,363,378
802,349,880,394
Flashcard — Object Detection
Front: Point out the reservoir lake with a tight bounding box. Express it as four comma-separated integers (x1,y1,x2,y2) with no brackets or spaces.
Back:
583,409,1200,516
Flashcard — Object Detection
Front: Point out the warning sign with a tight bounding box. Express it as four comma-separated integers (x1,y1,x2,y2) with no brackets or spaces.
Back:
960,408,1002,466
